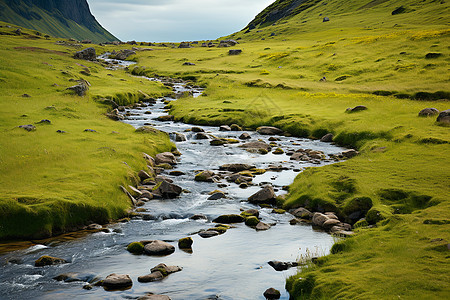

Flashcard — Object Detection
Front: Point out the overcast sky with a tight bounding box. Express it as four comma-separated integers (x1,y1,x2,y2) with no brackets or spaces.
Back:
87,0,275,42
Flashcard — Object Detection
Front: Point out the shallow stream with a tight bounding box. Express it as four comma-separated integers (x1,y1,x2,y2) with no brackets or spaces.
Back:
0,64,346,300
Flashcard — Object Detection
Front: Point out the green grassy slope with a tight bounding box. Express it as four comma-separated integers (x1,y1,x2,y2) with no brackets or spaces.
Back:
0,22,173,240
0,0,117,43
119,0,449,298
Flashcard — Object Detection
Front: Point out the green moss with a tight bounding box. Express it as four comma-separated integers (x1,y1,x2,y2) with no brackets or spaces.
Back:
245,216,260,227
127,242,144,254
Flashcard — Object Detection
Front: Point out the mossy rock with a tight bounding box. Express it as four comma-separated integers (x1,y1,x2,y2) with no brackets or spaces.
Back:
209,226,228,234
272,208,286,214
366,207,390,224
353,219,369,228
273,147,284,154
230,124,243,131
156,163,173,169
241,209,259,218
343,197,373,216
35,255,67,267
335,75,352,81
210,139,227,146
258,148,269,155
250,168,267,175
239,170,254,177
127,242,144,254
178,237,193,249
245,216,260,227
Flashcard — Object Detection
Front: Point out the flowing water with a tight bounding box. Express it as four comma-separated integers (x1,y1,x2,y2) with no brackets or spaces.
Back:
0,64,347,300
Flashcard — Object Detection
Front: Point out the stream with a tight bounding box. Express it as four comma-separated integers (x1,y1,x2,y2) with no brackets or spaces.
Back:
0,59,347,300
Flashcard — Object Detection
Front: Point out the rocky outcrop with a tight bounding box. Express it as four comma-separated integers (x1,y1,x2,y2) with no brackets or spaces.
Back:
74,47,96,60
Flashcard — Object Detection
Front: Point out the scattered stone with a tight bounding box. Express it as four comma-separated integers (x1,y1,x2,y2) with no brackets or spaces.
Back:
219,125,231,131
241,209,259,218
155,152,177,165
174,132,187,142
139,293,171,300
256,222,271,231
229,49,242,55
110,49,136,60
191,127,204,132
178,42,192,48
153,180,182,198
156,115,175,122
84,129,96,132
346,105,367,113
248,185,276,204
54,273,99,283
107,109,124,121
74,47,96,61
239,132,251,139
67,81,89,96
436,109,450,124
102,273,132,289
291,207,313,219
198,230,219,238
169,170,185,176
273,148,284,154
143,240,175,256
22,93,31,97
342,149,359,158
256,126,283,135
230,124,242,131
138,271,164,283
320,133,334,142
138,170,152,181
213,214,245,223
195,170,215,182
35,255,67,267
18,124,36,131
312,213,329,227
195,132,210,139
178,237,193,249
220,163,256,172
190,214,207,220
240,141,271,152
264,287,281,299
268,261,298,271
183,62,195,66
323,17,330,22
418,108,439,117
208,192,226,200
245,216,260,227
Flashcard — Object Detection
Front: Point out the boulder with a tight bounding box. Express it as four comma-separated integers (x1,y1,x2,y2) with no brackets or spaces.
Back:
230,124,243,131
35,255,67,267
418,108,439,117
195,132,210,140
151,263,182,275
127,242,144,254
173,132,187,142
256,126,283,135
322,218,341,230
256,222,271,231
208,192,226,200
195,170,215,182
264,288,281,299
138,271,164,283
155,152,177,165
74,47,96,61
18,124,36,131
190,214,208,220
102,273,132,289
323,17,330,22
143,240,175,256
229,49,242,55
53,273,99,283
154,180,182,198
291,207,313,219
156,115,174,122
248,185,276,204
220,163,256,172
245,216,260,227
198,230,219,238
342,149,359,158
66,81,89,96
239,132,251,139
169,170,185,176
213,214,245,223
320,133,334,142
241,209,259,218
312,213,329,227
346,105,367,113
436,109,450,124
178,237,193,249
178,42,192,48
138,170,152,181
240,141,271,152
219,125,231,131
191,127,204,132
110,49,136,60
268,261,298,271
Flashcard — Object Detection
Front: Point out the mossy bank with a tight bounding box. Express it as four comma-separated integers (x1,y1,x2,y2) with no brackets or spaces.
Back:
0,22,175,240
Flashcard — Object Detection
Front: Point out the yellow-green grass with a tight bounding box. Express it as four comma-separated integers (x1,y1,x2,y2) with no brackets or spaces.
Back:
118,1,450,298
0,23,174,240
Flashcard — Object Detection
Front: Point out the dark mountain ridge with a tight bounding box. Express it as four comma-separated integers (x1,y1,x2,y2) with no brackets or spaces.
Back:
0,0,117,42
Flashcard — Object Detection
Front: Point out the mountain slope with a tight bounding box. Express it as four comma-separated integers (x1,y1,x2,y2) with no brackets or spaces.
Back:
0,0,117,43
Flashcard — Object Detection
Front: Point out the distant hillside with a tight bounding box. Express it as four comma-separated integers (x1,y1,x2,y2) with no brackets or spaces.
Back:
244,0,449,30
0,0,118,43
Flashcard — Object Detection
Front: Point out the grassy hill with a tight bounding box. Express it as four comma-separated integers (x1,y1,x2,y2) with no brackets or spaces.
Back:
0,21,173,240
113,0,449,298
0,0,117,43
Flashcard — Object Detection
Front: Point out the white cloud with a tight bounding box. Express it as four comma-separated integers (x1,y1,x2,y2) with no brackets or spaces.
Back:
87,0,275,42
